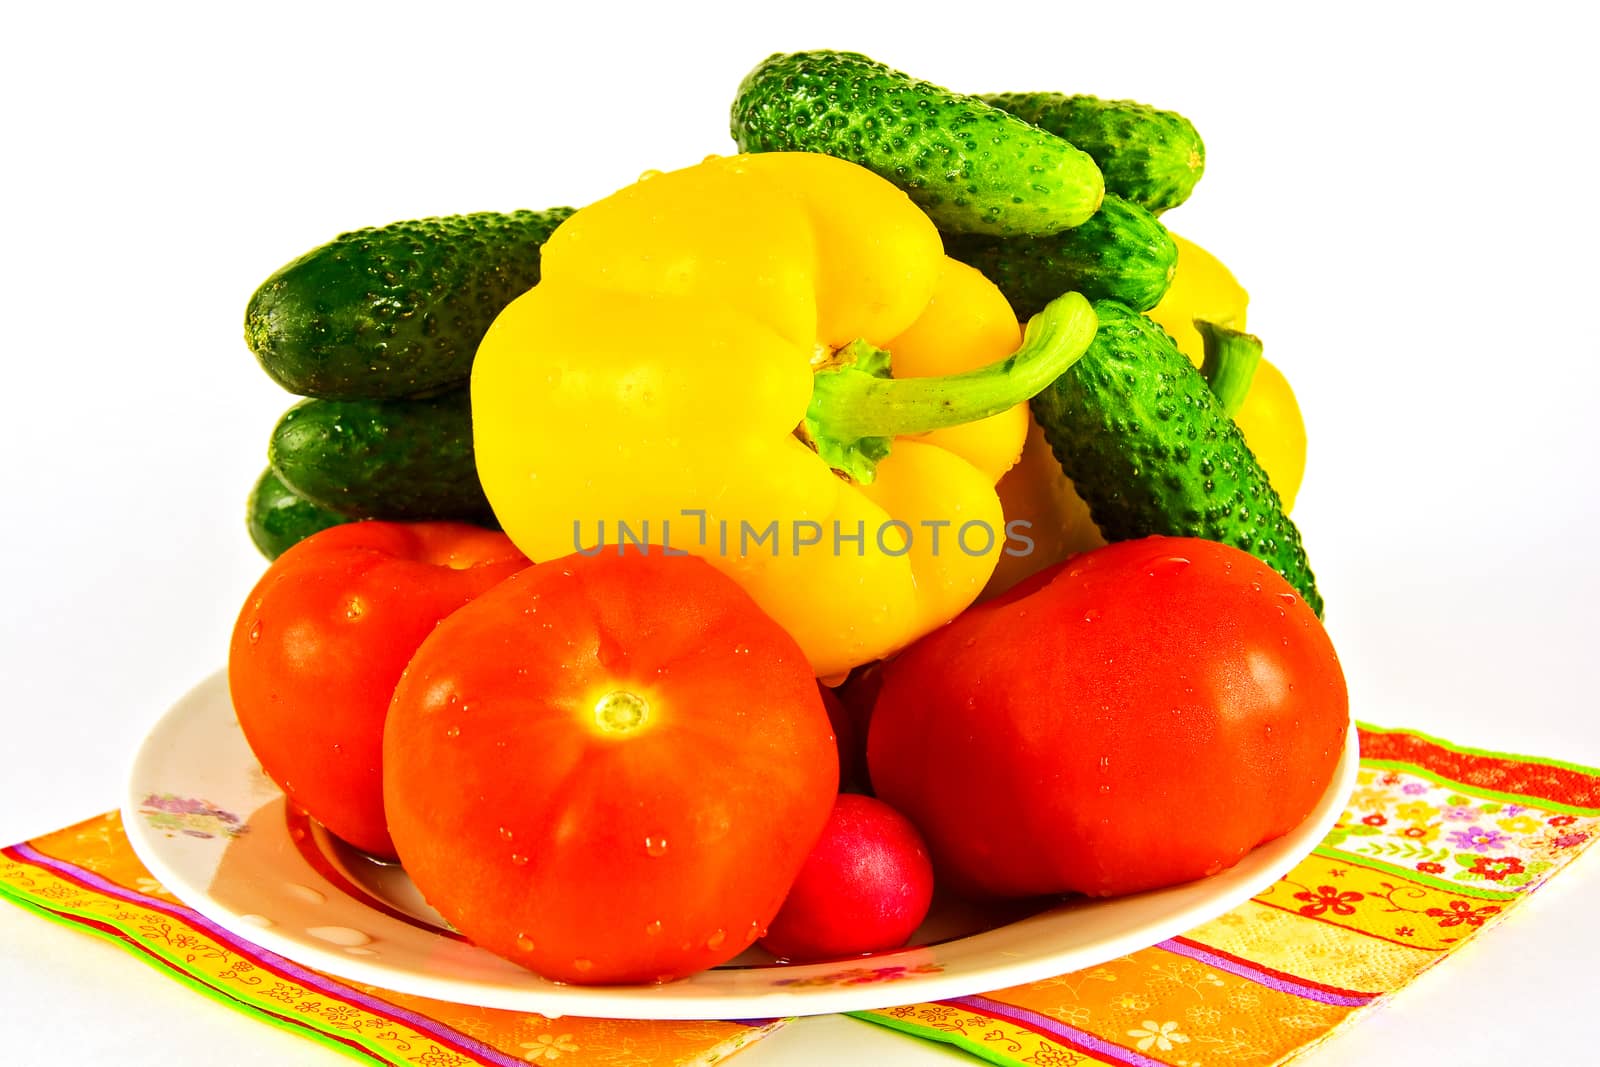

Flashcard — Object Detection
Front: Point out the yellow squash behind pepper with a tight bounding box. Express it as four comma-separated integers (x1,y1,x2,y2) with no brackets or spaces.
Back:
472,153,1095,678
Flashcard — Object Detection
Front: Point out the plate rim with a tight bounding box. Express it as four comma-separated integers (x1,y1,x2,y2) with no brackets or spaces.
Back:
123,668,1359,1019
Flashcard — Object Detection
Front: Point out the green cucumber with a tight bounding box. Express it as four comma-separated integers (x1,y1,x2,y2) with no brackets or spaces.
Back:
247,468,353,560
268,391,494,524
731,50,1104,236
246,207,574,399
1030,301,1321,614
981,93,1204,214
943,195,1177,317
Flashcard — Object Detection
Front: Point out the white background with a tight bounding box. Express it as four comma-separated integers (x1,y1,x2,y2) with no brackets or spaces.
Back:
2,2,1596,1064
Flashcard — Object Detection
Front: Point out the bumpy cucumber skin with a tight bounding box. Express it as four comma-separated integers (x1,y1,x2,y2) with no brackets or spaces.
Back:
982,93,1204,214
247,468,352,560
246,207,574,399
268,391,494,524
943,195,1177,317
731,51,1104,236
1031,301,1321,615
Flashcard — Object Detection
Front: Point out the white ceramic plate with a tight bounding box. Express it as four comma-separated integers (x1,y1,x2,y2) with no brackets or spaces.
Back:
124,669,1357,1019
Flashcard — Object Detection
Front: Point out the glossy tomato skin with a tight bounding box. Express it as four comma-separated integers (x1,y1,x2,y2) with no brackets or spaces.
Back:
382,550,839,985
867,536,1348,900
228,522,529,858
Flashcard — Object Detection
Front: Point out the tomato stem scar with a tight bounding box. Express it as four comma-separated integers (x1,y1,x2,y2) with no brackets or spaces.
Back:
594,690,650,734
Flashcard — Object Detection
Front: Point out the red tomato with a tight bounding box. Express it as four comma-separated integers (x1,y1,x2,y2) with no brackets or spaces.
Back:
867,536,1348,900
228,522,529,858
382,550,839,985
759,794,935,962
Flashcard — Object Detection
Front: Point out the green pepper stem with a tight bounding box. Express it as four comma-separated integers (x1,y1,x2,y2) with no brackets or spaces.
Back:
804,291,1097,483
1196,318,1264,417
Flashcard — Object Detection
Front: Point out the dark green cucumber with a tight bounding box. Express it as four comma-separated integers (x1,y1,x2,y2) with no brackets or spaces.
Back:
981,93,1204,214
247,468,353,560
943,195,1177,317
731,51,1104,236
246,207,574,399
1031,301,1321,614
268,391,494,524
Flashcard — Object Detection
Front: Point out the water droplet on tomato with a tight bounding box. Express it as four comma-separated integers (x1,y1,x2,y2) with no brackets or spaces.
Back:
1145,556,1190,577
1279,592,1297,604
1098,784,1111,795
247,620,262,643
516,933,535,952
645,920,663,937
705,929,727,950
510,853,529,867
498,826,514,842
644,836,669,857
1083,608,1101,623
444,725,461,739
1098,755,1110,770
345,598,365,620
573,958,595,974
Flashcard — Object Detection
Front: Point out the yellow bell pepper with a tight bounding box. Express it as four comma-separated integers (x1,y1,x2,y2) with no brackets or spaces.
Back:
1148,233,1305,508
1146,233,1249,365
984,232,1308,598
472,152,1095,678
984,416,1106,597
1232,359,1306,512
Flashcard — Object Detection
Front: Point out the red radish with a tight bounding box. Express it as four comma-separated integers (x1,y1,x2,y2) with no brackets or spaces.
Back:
759,794,935,962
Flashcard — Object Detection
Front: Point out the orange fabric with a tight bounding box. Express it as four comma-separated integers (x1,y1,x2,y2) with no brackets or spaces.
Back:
3,725,1596,1066
854,726,1600,1065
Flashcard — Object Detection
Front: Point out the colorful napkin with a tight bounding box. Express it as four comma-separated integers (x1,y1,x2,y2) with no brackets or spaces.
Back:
3,724,1596,1067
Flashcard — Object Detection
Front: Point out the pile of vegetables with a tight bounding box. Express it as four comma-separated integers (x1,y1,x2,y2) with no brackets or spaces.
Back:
229,50,1348,985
